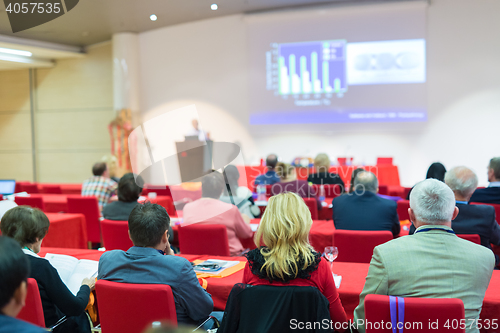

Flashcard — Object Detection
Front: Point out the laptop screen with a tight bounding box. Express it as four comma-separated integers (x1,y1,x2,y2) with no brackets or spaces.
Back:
0,180,16,195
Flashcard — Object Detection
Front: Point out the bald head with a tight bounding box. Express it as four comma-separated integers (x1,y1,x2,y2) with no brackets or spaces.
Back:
266,154,278,170
444,166,478,201
353,171,378,193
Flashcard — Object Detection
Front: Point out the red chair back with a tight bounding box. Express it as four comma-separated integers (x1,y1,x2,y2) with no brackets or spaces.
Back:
403,187,412,200
101,219,133,251
311,184,343,198
142,186,172,198
15,196,45,211
19,183,39,194
378,185,388,195
303,198,318,220
365,294,465,332
41,185,62,194
397,200,410,221
457,234,481,245
470,202,500,225
17,278,45,327
96,280,177,333
333,230,393,263
67,196,101,244
178,224,230,256
376,157,393,165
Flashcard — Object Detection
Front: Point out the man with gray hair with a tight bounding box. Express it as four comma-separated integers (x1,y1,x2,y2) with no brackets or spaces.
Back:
332,171,400,237
353,179,495,333
410,166,500,263
470,157,500,204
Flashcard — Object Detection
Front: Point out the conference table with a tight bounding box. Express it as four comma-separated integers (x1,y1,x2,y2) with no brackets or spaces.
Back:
37,247,500,330
43,213,88,249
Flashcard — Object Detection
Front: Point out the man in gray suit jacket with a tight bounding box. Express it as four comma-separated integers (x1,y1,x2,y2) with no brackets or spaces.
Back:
353,179,495,333
98,202,214,326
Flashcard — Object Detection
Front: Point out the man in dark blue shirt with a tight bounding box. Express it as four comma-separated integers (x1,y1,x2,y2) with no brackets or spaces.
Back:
255,154,281,186
0,236,46,333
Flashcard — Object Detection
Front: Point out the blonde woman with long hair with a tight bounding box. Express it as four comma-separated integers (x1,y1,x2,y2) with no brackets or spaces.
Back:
243,193,347,329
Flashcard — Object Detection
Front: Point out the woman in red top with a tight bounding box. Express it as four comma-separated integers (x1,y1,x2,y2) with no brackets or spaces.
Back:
242,192,348,331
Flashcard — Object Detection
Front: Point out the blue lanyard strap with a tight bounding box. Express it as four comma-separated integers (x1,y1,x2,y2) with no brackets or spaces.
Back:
414,228,455,235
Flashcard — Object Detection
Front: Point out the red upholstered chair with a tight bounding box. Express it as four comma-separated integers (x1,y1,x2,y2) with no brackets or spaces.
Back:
19,183,39,194
471,202,500,225
403,187,412,200
333,230,393,263
337,157,353,166
96,280,177,333
397,200,410,221
101,219,133,251
365,294,465,332
142,186,172,198
376,157,393,165
41,185,62,194
15,196,45,211
303,198,319,220
17,278,45,327
311,184,343,198
178,224,230,256
67,196,101,245
378,185,388,195
457,233,481,245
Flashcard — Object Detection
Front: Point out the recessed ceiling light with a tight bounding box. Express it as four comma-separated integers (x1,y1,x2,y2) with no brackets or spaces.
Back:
211,4,218,10
0,47,32,57
150,14,158,21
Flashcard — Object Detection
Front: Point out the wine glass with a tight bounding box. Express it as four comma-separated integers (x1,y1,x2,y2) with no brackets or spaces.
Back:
324,246,338,273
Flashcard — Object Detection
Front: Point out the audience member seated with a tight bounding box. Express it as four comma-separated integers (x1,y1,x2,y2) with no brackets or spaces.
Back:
307,153,345,191
98,202,217,327
333,171,400,237
409,166,500,263
81,162,118,211
406,162,446,199
0,236,46,333
271,162,321,211
183,172,253,256
348,168,365,193
220,165,260,219
353,179,495,333
103,173,142,221
254,154,280,185
470,157,500,204
0,207,94,333
243,192,348,330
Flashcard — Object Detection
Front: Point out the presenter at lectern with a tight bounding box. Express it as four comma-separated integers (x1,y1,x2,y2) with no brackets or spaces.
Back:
185,119,210,141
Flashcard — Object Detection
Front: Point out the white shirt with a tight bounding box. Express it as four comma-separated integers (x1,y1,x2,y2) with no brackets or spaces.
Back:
488,182,500,188
185,128,208,141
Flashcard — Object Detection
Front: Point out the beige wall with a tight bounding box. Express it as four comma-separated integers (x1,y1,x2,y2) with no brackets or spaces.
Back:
0,42,114,183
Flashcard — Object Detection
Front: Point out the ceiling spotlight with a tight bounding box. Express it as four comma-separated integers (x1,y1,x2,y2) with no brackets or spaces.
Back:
0,47,32,57
211,4,218,10
150,14,158,21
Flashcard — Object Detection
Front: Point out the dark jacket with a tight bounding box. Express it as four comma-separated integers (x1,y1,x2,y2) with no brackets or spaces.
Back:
307,172,345,189
470,187,500,205
27,255,90,332
332,191,400,237
102,201,139,221
409,203,500,249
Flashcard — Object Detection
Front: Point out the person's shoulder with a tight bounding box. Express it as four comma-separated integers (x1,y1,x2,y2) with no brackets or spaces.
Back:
375,194,397,207
467,203,495,214
0,315,45,333
99,249,126,262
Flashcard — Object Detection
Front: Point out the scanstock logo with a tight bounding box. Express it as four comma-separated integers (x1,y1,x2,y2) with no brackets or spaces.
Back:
3,0,79,33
